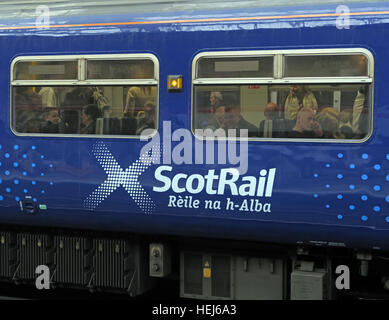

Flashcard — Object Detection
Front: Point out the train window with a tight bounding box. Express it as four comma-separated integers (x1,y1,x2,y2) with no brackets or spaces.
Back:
193,84,370,139
11,55,158,138
192,50,373,142
14,61,78,80
196,56,274,78
87,59,155,80
284,54,368,78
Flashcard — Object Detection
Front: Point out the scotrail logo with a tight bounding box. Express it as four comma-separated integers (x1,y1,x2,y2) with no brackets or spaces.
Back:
153,166,276,197
83,141,159,214
139,121,249,174
84,121,275,214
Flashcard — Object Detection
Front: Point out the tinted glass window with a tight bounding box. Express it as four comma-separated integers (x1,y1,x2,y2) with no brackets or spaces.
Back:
193,84,370,140
87,59,155,80
284,55,368,77
13,85,157,136
197,56,274,78
14,61,78,80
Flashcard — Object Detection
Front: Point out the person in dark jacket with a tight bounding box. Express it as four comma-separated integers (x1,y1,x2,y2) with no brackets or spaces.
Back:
258,102,279,137
289,107,323,138
224,105,258,137
40,108,60,133
80,104,101,134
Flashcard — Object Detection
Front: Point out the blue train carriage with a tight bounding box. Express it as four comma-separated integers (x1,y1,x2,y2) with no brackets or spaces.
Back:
0,0,388,300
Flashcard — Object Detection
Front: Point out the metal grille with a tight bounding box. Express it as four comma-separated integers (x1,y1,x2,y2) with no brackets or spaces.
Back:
183,253,203,295
16,233,53,280
92,238,132,289
0,232,16,278
211,255,231,298
53,236,92,286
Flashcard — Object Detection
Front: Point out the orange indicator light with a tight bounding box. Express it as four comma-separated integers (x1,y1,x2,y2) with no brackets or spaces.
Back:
167,75,183,91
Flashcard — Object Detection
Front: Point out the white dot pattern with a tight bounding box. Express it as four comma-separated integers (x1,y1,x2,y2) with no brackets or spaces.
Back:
83,141,160,214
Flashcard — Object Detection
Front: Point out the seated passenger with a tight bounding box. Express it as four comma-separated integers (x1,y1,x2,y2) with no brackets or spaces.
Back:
24,117,41,133
224,105,258,137
136,100,156,135
258,102,278,137
263,102,278,121
80,104,101,134
284,85,318,120
195,91,224,130
289,107,323,138
59,109,80,134
203,105,227,131
16,110,41,133
315,107,344,139
209,91,224,114
40,108,60,133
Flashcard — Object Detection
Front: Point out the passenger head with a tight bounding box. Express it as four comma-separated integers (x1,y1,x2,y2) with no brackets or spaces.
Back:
144,100,156,114
210,91,223,108
82,104,100,126
294,85,312,95
43,108,60,124
264,102,278,120
214,105,226,128
294,107,316,132
291,85,304,95
224,105,242,128
290,85,312,97
315,107,343,139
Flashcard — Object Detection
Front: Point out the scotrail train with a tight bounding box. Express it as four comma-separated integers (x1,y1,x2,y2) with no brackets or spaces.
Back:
0,0,388,300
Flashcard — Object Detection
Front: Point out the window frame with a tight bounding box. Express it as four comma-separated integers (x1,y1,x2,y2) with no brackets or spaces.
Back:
10,53,159,139
192,48,374,143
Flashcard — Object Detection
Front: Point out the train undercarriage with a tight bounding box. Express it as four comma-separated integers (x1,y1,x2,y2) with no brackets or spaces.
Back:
1,225,389,300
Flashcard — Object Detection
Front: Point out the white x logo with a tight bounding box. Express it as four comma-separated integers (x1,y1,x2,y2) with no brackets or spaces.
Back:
84,141,159,214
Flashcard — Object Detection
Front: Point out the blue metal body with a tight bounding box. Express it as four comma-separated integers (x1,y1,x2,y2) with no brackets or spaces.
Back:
0,2,389,250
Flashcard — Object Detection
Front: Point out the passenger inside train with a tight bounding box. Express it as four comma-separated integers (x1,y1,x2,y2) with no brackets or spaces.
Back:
12,58,158,136
193,82,369,140
192,52,371,140
12,54,370,140
40,107,60,134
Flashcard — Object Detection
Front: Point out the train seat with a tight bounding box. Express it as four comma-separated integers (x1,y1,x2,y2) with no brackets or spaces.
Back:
120,117,137,135
259,119,295,138
96,118,121,135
